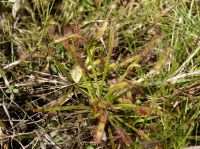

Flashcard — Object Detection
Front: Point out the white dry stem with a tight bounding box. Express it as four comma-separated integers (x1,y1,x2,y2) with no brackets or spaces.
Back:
133,69,200,85
172,46,200,76
3,60,22,70
13,138,26,149
2,101,15,134
0,132,33,140
184,146,200,149
166,70,200,84
9,0,21,19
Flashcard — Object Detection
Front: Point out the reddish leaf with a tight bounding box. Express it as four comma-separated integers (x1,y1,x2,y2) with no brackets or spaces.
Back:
94,110,108,144
136,107,149,117
116,128,133,147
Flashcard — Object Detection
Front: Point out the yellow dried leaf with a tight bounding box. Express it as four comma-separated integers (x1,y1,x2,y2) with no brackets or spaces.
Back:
70,65,83,83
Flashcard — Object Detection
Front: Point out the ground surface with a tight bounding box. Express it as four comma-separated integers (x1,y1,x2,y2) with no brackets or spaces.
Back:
0,0,200,149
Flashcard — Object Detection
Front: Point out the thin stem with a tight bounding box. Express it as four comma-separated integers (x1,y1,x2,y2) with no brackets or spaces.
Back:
99,25,115,96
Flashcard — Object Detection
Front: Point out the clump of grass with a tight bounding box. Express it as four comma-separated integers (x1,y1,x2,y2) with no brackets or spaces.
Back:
0,0,200,148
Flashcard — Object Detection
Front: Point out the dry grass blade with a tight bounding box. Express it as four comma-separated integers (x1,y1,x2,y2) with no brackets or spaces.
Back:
32,105,90,113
